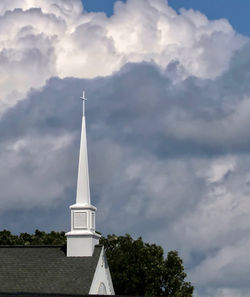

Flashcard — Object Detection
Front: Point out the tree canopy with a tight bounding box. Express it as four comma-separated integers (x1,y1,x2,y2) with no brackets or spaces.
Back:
100,234,193,297
0,229,66,245
0,230,193,296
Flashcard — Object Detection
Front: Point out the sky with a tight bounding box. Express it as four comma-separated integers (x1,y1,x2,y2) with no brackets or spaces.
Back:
0,1,250,297
82,0,250,36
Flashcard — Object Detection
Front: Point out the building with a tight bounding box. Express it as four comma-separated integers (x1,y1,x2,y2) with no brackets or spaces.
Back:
0,91,115,295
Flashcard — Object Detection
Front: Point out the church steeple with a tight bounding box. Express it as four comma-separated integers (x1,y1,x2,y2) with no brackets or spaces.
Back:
76,91,90,205
66,90,100,257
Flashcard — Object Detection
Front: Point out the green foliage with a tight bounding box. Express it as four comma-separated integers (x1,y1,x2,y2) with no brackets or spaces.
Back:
0,230,193,296
0,229,66,246
100,234,194,297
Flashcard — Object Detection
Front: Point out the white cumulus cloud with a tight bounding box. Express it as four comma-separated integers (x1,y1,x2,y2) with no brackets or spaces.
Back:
0,0,246,112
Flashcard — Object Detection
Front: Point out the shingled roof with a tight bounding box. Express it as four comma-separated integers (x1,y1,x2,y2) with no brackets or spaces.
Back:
0,245,102,295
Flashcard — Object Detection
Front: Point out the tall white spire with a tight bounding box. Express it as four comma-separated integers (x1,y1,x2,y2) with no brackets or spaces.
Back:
66,90,100,257
76,91,90,205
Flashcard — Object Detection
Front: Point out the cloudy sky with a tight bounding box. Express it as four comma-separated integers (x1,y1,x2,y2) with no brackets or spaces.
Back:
0,0,250,296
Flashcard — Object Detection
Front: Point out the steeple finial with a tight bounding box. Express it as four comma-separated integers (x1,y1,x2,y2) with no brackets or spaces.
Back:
80,90,87,116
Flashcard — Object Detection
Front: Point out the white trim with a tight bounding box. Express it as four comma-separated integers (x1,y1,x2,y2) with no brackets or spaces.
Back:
89,247,115,295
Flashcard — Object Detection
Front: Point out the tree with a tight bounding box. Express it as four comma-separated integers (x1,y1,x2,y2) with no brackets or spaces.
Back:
100,234,193,297
0,229,66,245
0,230,18,245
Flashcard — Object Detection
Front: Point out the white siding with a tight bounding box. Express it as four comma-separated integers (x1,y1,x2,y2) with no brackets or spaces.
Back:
89,247,115,295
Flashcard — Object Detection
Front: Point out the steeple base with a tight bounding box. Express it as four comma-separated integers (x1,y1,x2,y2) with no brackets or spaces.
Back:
66,203,101,257
66,232,100,257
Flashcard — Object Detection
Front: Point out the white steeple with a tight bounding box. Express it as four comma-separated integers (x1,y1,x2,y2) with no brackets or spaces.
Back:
66,90,100,257
76,90,90,205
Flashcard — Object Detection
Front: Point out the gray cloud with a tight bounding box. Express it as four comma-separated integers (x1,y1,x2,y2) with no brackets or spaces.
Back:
1,43,250,296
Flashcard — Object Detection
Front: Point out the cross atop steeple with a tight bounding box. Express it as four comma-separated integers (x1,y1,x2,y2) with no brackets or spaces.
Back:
80,90,87,116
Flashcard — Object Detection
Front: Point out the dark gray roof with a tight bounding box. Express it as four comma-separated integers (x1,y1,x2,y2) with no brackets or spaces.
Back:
0,245,102,295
